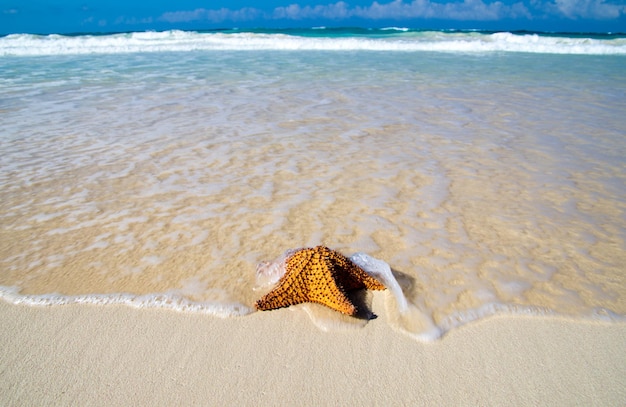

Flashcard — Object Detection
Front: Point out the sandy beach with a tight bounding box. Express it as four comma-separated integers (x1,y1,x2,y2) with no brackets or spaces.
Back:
2,27,626,407
2,296,625,406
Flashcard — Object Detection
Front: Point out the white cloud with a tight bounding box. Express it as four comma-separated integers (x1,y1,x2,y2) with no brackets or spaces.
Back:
114,16,154,25
160,7,261,23
159,0,624,24
273,2,351,19
551,0,625,19
349,0,531,20
272,0,532,21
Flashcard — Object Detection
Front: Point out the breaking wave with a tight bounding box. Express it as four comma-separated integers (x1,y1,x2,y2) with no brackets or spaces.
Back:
1,29,625,56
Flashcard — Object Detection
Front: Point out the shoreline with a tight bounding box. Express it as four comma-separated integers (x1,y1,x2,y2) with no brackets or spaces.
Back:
2,299,625,405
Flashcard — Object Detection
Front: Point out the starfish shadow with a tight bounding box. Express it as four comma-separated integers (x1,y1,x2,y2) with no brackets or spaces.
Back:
390,268,417,294
346,289,378,320
345,268,416,320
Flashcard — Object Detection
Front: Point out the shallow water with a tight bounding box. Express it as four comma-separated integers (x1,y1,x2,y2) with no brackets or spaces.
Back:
1,30,625,339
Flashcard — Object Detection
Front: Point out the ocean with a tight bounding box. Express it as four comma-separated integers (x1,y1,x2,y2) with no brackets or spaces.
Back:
1,28,625,340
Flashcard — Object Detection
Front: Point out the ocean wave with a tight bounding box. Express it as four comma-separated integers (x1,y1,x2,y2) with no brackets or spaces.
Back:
1,29,625,56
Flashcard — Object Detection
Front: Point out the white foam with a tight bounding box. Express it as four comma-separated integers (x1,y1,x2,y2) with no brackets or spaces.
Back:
189,230,209,246
141,255,164,266
253,249,296,290
114,216,149,232
29,212,64,222
350,252,408,312
0,285,252,318
83,240,110,251
381,27,410,32
350,252,443,341
177,276,208,297
1,31,624,56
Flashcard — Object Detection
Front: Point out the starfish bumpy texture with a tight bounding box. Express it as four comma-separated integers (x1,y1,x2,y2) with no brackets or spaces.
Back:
255,246,386,316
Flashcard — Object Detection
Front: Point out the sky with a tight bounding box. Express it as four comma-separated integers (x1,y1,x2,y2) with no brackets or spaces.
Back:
1,0,625,35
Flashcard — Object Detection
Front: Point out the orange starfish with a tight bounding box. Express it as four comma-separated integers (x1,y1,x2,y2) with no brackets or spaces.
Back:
255,246,386,316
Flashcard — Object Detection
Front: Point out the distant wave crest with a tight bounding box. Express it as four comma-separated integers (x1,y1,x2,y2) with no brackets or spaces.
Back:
1,29,625,56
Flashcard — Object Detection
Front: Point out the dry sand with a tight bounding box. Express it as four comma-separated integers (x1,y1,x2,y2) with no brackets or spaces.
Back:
1,296,625,406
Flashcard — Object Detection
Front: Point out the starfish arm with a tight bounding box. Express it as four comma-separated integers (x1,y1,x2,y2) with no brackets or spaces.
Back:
307,275,357,315
254,281,309,311
255,251,312,311
325,248,386,291
347,264,387,291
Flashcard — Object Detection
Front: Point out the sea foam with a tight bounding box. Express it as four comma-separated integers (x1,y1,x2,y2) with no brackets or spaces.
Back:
0,285,252,317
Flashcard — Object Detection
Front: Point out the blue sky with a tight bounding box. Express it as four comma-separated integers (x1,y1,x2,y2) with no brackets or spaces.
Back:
2,0,625,34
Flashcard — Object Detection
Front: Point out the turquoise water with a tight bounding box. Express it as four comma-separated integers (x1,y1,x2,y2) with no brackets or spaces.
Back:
1,29,625,340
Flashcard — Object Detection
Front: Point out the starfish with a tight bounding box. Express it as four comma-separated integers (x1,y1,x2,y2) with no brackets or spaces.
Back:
255,246,386,316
